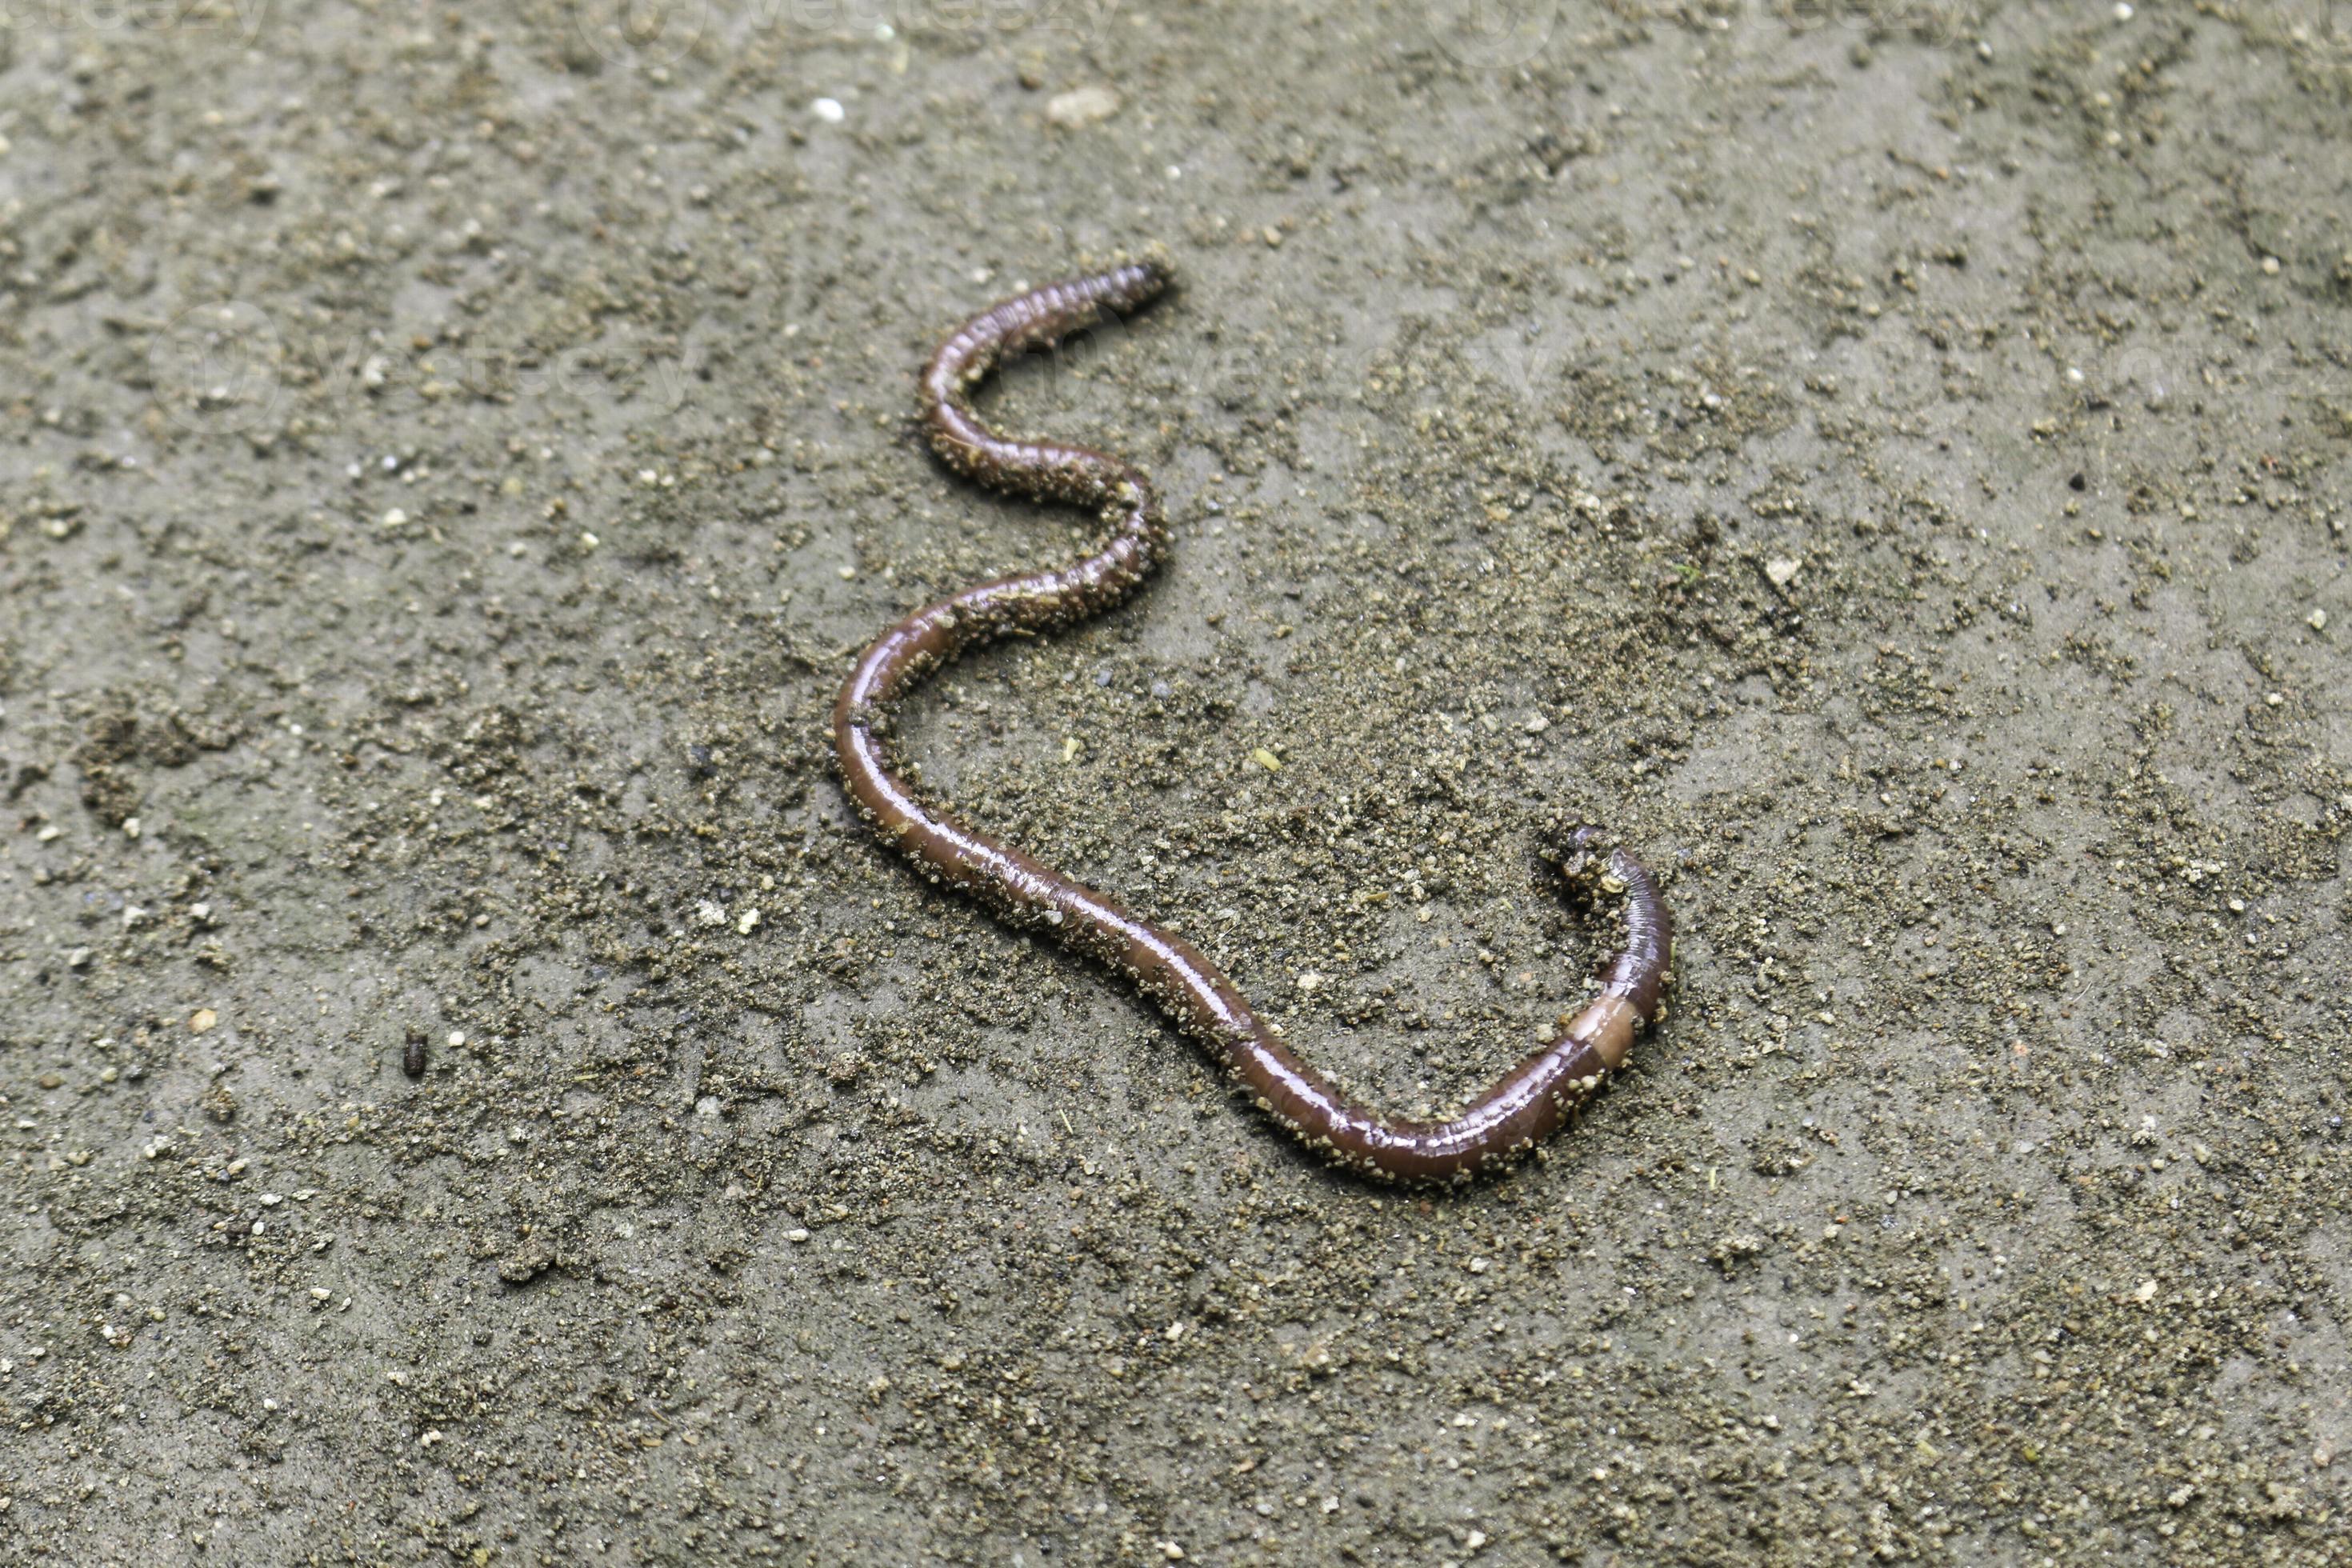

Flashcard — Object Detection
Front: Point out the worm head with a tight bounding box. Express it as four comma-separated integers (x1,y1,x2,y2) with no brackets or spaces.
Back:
1545,823,1622,902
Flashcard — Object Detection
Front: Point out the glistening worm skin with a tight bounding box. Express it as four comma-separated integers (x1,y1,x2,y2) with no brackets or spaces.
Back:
831,261,1674,1185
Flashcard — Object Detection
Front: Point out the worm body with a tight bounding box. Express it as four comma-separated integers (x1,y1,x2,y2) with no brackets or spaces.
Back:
832,262,1674,1184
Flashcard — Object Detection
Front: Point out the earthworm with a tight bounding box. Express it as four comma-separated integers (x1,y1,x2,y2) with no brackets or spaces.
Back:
831,261,1674,1184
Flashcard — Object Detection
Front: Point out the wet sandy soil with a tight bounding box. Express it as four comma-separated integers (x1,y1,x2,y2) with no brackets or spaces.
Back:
2,2,2349,1562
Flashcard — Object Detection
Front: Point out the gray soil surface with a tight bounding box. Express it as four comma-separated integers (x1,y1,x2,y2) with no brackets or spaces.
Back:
3,1,2350,1562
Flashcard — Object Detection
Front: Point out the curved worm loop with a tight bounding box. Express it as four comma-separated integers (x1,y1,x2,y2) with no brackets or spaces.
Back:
832,262,1674,1185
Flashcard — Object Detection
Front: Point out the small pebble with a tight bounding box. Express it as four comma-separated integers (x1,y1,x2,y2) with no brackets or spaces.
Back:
1045,84,1120,128
811,98,845,123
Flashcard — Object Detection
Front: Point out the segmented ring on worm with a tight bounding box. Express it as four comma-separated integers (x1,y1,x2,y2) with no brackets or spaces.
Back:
830,261,1674,1185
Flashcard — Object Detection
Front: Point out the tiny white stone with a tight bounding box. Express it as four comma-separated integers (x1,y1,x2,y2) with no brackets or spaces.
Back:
812,98,845,123
1046,84,1121,128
